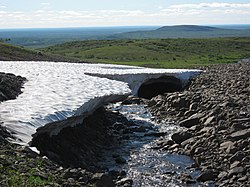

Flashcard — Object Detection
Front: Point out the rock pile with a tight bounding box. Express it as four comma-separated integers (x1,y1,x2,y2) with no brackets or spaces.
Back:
148,60,250,186
0,72,26,102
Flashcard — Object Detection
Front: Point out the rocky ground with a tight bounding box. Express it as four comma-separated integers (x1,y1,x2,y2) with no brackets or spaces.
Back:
0,108,133,187
1,60,249,186
147,60,250,186
0,111,132,187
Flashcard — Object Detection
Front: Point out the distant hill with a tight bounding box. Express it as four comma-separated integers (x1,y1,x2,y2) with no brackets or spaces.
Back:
157,25,221,31
0,26,159,48
1,25,250,48
0,42,81,62
107,25,250,39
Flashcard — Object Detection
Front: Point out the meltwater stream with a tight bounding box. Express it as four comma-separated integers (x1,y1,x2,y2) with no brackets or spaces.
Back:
99,103,200,187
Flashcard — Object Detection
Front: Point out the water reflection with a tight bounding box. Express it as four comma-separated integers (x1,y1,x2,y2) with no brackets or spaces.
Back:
100,103,201,186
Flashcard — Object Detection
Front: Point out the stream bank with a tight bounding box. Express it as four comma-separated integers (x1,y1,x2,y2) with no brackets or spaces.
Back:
31,97,203,187
147,60,250,186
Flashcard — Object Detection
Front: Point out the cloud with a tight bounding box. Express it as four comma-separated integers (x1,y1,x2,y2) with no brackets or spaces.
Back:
0,5,6,9
161,2,250,16
170,3,250,9
0,3,250,28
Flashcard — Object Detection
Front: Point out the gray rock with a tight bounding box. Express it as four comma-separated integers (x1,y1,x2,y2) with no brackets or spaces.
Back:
169,143,180,150
194,147,204,154
238,176,248,182
220,141,235,150
230,161,241,169
116,177,133,186
189,113,205,120
189,102,198,111
173,97,187,108
147,100,157,107
204,116,215,125
220,141,237,154
232,118,250,123
218,171,228,179
171,131,192,144
230,151,245,163
181,137,196,147
92,173,115,187
199,127,215,134
230,128,250,140
197,170,216,182
179,118,200,128
227,166,245,178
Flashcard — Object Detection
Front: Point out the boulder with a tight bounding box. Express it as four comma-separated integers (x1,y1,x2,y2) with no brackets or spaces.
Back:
171,131,192,144
197,170,216,182
179,118,200,128
91,173,115,187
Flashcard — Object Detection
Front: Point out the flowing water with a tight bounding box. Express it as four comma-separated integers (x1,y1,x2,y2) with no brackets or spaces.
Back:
99,103,202,187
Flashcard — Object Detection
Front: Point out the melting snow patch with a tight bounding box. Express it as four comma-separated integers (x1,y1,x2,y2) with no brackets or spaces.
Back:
0,61,201,144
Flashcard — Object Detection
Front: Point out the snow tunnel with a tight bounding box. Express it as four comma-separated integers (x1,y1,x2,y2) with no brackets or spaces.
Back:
137,76,183,99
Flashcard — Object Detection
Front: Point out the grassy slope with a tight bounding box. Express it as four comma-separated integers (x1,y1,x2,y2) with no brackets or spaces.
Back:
0,42,81,62
41,37,250,68
0,42,41,61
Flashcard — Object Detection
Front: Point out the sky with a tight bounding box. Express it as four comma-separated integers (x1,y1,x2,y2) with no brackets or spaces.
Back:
0,0,249,28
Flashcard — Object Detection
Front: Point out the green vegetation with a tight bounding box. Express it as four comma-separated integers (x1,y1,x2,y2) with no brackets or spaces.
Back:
0,42,40,61
0,42,80,62
1,36,249,69
41,37,250,68
0,144,59,187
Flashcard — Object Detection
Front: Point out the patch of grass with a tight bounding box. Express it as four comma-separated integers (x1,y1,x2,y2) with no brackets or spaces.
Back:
40,37,250,68
0,143,60,187
0,42,38,60
3,171,46,187
0,42,80,62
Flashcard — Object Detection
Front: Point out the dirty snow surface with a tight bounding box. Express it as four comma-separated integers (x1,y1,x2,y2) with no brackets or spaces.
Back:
0,61,200,144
